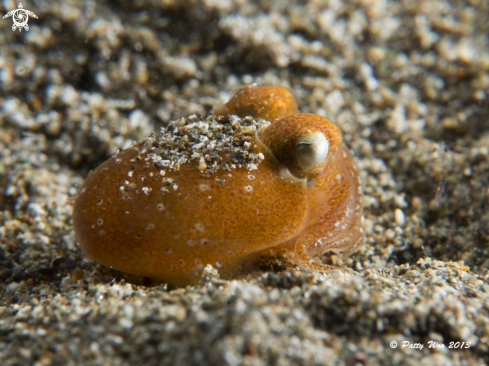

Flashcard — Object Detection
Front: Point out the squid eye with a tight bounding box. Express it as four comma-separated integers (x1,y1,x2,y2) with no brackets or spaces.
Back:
294,133,328,170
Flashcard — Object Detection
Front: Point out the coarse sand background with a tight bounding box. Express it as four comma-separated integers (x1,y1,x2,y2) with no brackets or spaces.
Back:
1,0,489,364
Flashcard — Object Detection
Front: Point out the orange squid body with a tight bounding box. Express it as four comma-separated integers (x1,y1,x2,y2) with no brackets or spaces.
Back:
73,85,363,286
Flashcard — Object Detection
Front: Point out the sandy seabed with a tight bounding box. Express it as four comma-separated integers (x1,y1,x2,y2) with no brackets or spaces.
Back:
1,0,489,365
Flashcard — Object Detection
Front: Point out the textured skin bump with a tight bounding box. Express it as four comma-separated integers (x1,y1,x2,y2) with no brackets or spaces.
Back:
214,85,299,122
